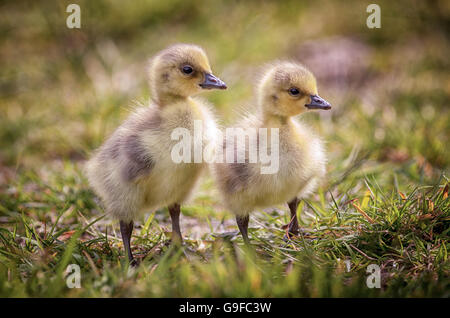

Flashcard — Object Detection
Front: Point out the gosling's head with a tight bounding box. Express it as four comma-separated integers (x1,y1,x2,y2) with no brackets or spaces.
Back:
149,44,226,104
257,61,331,117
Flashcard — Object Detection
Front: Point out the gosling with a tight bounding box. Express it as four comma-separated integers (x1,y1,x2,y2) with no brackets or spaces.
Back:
86,44,226,264
214,61,330,243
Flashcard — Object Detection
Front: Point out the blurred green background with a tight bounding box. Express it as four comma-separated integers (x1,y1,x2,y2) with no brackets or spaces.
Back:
1,0,449,169
0,0,449,297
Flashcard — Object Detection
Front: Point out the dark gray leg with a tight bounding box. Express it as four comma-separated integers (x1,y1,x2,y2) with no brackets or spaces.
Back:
236,214,250,244
120,220,137,266
169,203,182,244
287,197,300,236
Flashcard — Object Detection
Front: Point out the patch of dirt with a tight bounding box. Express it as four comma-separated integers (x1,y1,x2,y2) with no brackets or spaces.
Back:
291,36,375,90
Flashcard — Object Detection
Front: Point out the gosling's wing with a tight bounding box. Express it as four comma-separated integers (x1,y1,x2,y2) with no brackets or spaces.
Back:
121,105,163,182
95,105,161,183
214,103,262,194
119,133,155,182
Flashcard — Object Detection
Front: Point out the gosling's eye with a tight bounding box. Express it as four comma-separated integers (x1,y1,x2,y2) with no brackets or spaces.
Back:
182,65,194,75
288,87,300,96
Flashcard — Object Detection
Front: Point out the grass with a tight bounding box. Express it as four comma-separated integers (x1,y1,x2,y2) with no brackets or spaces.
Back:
0,163,448,297
0,0,449,297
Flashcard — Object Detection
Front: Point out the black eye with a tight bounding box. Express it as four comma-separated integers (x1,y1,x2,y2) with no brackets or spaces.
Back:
182,65,193,75
288,87,300,96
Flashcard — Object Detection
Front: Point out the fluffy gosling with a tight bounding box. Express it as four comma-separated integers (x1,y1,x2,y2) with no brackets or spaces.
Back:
86,44,226,264
214,61,331,243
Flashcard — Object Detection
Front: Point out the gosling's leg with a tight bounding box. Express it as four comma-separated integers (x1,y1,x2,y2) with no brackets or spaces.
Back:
169,203,183,244
236,214,250,244
286,197,300,236
120,220,137,266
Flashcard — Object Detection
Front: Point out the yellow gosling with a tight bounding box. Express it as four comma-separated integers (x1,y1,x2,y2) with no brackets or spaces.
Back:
214,61,330,243
86,44,226,264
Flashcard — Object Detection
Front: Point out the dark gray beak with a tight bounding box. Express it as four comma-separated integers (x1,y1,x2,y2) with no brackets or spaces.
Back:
199,73,227,90
305,94,331,110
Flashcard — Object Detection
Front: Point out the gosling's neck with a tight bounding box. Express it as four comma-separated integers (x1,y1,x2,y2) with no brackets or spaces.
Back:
261,111,290,128
259,98,292,127
152,91,189,107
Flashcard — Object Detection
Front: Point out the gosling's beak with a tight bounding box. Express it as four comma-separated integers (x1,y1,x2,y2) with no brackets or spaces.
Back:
199,73,227,90
305,94,331,110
